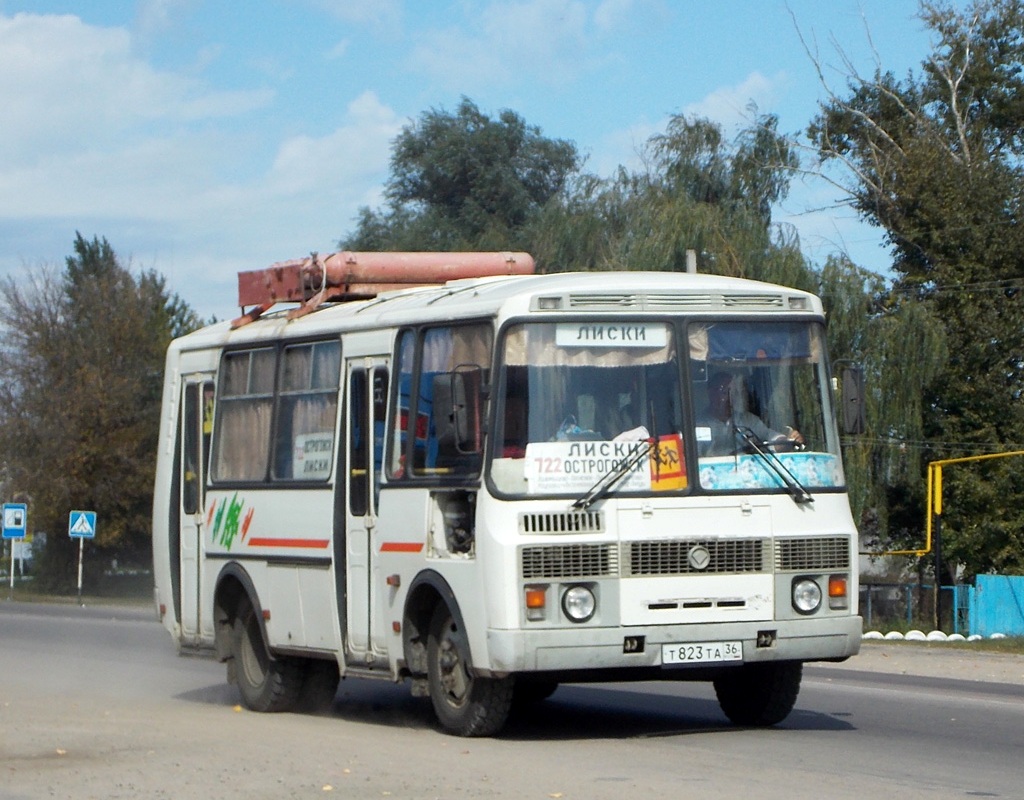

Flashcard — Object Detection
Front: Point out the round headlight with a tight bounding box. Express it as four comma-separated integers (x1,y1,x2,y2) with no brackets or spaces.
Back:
792,578,822,614
561,585,596,623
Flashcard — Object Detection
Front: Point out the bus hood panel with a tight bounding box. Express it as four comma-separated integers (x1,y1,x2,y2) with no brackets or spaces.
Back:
619,574,774,626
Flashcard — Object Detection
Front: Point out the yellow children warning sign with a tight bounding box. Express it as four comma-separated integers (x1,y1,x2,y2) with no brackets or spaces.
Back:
650,434,687,490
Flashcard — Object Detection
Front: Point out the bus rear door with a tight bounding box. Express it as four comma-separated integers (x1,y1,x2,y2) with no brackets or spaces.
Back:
178,376,213,645
342,355,389,665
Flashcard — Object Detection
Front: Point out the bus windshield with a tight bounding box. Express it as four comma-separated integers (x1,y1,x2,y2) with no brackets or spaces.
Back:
491,321,685,497
490,318,843,498
687,320,843,494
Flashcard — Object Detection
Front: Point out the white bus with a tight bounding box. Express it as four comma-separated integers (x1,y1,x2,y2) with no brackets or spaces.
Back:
153,251,862,736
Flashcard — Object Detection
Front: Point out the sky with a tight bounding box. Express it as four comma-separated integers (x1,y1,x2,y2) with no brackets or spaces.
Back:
0,1,954,321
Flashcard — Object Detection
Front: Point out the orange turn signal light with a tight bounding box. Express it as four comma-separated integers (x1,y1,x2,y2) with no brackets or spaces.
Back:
828,575,849,610
525,586,547,608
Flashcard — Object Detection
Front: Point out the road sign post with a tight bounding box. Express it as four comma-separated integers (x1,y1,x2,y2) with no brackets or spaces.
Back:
3,502,28,596
69,511,97,605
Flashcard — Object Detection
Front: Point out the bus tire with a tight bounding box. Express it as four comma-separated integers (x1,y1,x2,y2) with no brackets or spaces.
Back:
713,661,802,727
426,604,513,737
232,598,304,713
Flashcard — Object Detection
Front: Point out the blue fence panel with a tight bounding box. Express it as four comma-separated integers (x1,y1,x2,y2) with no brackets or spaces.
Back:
970,575,1024,637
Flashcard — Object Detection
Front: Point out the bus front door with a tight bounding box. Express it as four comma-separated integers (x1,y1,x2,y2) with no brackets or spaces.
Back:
178,376,213,646
342,357,389,664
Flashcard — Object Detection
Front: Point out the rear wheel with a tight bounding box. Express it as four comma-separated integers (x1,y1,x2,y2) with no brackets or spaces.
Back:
426,605,513,737
713,661,802,726
232,598,305,712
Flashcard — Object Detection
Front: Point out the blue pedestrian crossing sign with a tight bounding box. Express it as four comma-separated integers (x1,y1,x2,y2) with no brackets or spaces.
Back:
68,510,97,539
3,503,27,539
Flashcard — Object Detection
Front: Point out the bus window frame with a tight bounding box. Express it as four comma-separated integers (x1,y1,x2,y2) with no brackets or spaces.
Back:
385,319,495,485
209,336,343,488
485,315,692,502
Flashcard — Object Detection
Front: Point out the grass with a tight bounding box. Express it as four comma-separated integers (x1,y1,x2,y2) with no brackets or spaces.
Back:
2,572,153,607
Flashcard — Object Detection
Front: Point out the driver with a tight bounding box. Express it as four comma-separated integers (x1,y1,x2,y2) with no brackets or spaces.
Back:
698,371,803,456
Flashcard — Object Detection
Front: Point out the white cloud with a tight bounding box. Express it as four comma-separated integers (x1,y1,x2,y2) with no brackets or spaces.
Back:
683,71,786,132
0,12,272,163
306,0,402,29
589,120,661,176
408,0,634,90
264,91,399,198
0,11,402,319
134,0,194,40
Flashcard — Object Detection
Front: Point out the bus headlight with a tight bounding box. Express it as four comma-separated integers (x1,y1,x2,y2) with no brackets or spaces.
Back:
792,578,822,614
561,585,596,623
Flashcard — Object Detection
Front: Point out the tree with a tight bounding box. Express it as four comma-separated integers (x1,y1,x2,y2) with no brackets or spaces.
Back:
0,233,201,591
818,255,948,548
808,0,1024,576
343,97,581,252
532,111,815,290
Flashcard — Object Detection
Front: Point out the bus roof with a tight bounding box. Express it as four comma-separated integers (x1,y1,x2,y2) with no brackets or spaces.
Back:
171,270,823,353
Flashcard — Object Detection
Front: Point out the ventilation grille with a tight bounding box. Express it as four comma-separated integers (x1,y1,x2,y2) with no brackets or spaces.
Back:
567,292,786,311
628,539,770,576
775,536,850,571
521,544,618,579
520,511,604,534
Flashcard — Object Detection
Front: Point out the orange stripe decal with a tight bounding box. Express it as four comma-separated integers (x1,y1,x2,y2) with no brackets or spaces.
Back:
248,538,330,549
380,542,424,553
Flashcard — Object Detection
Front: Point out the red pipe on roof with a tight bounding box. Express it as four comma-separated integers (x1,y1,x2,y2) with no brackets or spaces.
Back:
233,250,535,327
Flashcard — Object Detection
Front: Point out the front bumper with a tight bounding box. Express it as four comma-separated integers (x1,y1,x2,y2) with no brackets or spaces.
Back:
483,615,862,675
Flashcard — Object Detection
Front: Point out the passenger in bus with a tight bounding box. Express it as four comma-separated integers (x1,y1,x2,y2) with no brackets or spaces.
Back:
697,371,803,456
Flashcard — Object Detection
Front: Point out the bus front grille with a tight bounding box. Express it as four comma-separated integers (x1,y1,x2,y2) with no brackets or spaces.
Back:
521,544,618,579
775,536,850,571
519,511,604,534
627,539,770,576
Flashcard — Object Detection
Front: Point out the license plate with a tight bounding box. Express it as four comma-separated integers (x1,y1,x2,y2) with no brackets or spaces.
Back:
661,640,743,665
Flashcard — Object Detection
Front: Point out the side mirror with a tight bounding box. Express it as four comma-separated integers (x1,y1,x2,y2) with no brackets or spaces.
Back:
451,365,485,453
839,365,865,435
432,366,486,459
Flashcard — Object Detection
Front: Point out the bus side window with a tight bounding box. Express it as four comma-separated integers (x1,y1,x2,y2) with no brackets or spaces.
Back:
212,348,276,482
387,324,492,480
273,340,340,482
349,368,369,516
372,367,388,503
389,330,415,478
182,383,201,514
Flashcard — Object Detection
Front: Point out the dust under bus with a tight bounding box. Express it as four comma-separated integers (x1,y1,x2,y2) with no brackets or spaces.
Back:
152,250,862,736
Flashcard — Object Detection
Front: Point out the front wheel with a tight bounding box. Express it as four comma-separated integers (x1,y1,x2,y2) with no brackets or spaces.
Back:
713,661,802,726
231,598,305,713
426,605,513,737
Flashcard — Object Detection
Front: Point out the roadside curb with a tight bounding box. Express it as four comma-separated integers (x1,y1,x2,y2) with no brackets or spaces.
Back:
814,640,1024,685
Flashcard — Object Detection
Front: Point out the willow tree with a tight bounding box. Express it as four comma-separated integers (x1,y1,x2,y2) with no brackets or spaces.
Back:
818,256,948,550
808,0,1024,576
532,112,815,290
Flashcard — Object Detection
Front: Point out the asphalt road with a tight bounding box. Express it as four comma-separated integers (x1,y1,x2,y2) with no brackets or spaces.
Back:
1,600,1022,800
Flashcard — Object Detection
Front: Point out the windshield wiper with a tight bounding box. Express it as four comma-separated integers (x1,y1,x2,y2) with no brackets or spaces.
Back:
572,440,653,511
734,425,813,505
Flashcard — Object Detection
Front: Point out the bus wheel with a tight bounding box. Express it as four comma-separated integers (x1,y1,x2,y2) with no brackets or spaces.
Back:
713,661,802,727
426,605,513,737
232,598,304,713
